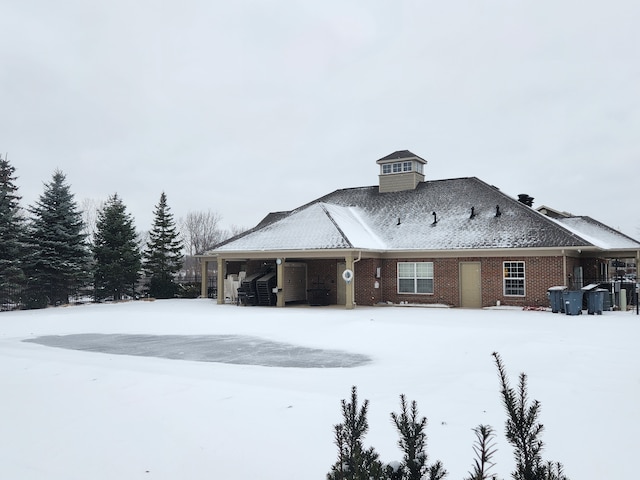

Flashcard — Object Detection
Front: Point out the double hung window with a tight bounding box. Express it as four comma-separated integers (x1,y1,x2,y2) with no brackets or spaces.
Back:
503,261,525,296
398,262,434,294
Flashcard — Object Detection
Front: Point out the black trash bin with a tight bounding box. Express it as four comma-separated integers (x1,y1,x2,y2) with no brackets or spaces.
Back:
547,286,567,313
307,288,330,306
586,289,607,315
562,290,583,315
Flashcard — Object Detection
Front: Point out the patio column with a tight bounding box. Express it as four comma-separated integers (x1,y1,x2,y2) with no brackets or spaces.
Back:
217,257,225,304
200,259,208,298
276,258,285,307
345,253,355,310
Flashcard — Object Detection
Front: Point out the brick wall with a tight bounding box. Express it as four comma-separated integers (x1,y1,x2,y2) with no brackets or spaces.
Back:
368,256,567,308
353,259,382,306
235,255,575,308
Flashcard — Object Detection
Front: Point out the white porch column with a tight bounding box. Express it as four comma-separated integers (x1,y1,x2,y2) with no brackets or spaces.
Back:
345,253,355,310
217,257,225,305
276,258,285,307
200,259,208,298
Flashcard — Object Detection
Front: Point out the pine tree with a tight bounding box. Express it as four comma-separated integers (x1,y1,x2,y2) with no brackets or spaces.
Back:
0,155,27,307
143,192,183,299
390,395,447,480
327,386,385,480
24,170,89,307
92,193,141,301
493,352,569,480
465,425,497,480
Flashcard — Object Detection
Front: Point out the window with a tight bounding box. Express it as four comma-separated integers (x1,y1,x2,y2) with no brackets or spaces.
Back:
503,261,525,296
381,161,417,174
398,262,434,294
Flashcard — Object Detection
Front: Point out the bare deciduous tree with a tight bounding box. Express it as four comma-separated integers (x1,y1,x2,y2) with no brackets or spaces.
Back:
180,209,225,255
223,223,248,241
80,197,104,244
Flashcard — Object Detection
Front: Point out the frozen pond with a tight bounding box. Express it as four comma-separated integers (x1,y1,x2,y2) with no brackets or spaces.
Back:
23,333,371,368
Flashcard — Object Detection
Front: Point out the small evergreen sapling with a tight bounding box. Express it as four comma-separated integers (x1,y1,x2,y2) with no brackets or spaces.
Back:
465,424,497,480
492,352,569,480
327,386,384,480
390,394,447,480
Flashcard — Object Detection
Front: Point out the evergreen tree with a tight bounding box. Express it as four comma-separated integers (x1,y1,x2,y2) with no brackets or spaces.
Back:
0,155,27,307
327,386,385,480
493,352,569,480
465,425,497,480
92,194,141,301
390,395,447,480
24,170,89,307
143,192,183,298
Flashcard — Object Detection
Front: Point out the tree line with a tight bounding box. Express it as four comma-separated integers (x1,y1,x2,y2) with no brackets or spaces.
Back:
0,154,236,309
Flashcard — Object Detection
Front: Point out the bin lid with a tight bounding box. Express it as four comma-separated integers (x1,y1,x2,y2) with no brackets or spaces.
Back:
581,283,599,291
548,286,567,291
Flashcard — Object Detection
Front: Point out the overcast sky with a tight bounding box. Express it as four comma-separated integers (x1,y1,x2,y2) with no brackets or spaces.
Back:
2,1,638,238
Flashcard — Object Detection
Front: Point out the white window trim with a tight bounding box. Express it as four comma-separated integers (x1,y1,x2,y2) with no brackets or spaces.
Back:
381,161,419,175
397,261,434,295
503,261,526,297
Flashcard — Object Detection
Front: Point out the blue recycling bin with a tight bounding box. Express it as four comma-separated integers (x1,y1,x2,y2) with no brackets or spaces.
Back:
547,286,567,313
562,290,583,315
586,289,607,315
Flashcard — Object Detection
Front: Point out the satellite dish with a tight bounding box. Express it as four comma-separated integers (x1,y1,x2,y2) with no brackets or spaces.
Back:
342,269,354,284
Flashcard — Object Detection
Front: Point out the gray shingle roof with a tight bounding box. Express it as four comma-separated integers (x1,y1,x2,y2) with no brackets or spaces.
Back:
376,150,425,163
550,216,640,250
211,177,640,253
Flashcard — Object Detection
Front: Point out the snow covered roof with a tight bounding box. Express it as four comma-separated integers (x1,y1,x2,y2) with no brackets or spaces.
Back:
548,216,640,250
210,177,640,254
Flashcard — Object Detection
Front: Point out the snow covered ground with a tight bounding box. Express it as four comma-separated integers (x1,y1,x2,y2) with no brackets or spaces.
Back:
0,299,638,479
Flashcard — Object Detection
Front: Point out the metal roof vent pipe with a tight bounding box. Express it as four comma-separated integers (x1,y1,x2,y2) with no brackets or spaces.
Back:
470,206,476,219
397,217,401,225
495,205,501,217
432,211,438,224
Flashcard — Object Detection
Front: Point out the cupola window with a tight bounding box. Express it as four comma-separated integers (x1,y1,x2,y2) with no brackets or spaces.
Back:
382,161,422,175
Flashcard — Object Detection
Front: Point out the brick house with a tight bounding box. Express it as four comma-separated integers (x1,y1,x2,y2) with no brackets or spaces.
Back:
198,151,640,308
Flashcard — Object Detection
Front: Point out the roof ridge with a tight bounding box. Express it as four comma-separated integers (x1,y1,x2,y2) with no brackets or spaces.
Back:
318,203,354,248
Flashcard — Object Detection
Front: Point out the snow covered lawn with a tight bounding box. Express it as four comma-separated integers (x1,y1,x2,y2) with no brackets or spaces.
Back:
0,299,638,479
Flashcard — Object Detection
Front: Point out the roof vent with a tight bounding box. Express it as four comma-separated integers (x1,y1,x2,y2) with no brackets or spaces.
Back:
495,205,501,217
470,206,476,219
432,211,438,224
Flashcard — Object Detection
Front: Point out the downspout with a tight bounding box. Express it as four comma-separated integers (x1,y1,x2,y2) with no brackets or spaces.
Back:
562,249,567,286
352,251,362,307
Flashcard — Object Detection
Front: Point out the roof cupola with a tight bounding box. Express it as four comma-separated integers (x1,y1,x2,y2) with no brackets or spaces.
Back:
376,150,426,193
